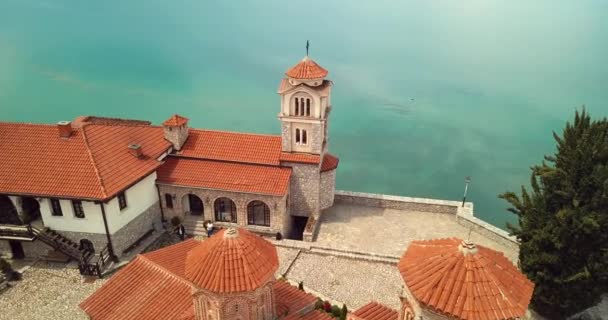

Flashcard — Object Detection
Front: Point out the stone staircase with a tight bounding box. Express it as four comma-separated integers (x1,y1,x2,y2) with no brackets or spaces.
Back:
183,216,207,237
32,227,92,262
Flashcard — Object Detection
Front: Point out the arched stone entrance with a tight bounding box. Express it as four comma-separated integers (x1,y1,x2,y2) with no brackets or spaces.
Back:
21,197,41,223
247,201,270,227
182,194,204,216
214,197,237,223
0,195,21,225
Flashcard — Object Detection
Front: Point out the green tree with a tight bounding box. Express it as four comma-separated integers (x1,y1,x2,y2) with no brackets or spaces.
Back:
499,108,608,318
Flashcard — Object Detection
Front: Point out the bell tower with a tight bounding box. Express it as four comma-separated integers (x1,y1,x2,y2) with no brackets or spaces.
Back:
278,55,332,155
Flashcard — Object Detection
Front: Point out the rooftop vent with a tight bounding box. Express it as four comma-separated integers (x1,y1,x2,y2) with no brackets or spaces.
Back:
128,144,143,158
57,121,73,138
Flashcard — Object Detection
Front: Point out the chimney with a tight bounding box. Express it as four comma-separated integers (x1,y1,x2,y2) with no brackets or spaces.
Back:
57,121,73,138
128,144,143,158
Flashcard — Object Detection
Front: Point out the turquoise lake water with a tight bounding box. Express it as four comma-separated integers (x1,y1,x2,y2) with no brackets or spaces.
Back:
1,0,607,228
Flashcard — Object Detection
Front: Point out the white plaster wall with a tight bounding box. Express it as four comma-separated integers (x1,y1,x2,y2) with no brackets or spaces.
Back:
105,172,158,234
40,198,106,234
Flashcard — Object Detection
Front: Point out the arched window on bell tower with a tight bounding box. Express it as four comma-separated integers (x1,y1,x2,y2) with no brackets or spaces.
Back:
291,92,314,117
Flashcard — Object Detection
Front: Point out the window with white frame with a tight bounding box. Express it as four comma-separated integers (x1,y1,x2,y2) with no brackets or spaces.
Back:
295,128,308,145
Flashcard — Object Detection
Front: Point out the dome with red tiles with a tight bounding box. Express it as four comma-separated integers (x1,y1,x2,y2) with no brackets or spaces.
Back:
285,56,328,80
398,238,534,320
185,228,279,293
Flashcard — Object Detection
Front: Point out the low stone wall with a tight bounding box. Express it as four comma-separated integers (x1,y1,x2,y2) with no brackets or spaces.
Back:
455,212,519,253
334,191,462,214
0,240,12,258
112,202,162,255
334,190,519,250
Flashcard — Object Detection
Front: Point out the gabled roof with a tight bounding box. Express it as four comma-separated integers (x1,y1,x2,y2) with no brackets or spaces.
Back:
178,129,283,165
79,250,197,320
285,56,329,79
185,228,279,293
163,114,189,127
398,238,534,320
352,302,399,320
0,122,170,200
274,281,318,317
157,157,292,196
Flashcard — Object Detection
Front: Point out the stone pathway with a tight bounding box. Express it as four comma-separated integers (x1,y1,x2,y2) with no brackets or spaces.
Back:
316,203,518,262
0,261,106,320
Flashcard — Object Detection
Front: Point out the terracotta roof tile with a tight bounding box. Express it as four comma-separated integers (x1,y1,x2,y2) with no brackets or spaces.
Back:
281,152,321,164
80,254,194,320
352,302,399,320
274,281,318,317
283,310,334,320
157,157,291,196
178,129,283,165
163,114,189,127
285,57,329,79
142,238,200,278
398,238,534,320
0,122,170,200
185,228,279,293
320,153,339,172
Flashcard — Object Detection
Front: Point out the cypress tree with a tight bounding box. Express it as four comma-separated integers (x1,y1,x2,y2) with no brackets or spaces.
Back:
499,108,608,318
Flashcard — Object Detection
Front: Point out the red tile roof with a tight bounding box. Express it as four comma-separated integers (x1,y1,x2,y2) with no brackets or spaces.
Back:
157,157,291,196
185,228,279,293
79,254,195,320
352,302,399,320
321,153,339,172
286,57,329,79
163,114,189,127
274,281,318,316
81,237,326,320
281,152,321,164
178,129,283,165
398,238,534,320
283,310,334,320
0,122,170,200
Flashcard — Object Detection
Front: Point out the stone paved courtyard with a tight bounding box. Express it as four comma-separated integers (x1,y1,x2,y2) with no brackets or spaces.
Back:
0,203,522,317
316,203,518,262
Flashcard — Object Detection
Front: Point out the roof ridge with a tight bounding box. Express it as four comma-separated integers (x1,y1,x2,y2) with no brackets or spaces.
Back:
0,121,57,127
81,126,108,198
189,127,281,138
138,255,197,289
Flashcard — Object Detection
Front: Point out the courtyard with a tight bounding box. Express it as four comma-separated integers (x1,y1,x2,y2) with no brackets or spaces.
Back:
0,201,520,318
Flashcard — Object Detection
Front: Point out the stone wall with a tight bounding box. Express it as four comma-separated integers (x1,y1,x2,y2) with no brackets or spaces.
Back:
158,184,289,236
309,122,324,154
281,122,292,152
0,240,12,258
283,162,320,217
50,231,108,255
319,169,336,210
455,211,519,254
111,201,161,255
334,191,459,214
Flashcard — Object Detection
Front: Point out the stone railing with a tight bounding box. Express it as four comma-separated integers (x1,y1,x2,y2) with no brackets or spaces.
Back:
334,190,519,250
302,216,318,242
334,190,464,214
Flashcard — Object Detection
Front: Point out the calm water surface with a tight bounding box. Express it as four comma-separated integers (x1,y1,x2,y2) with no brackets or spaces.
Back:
1,0,607,228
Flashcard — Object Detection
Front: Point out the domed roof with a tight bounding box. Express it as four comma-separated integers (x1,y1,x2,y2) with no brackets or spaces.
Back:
185,228,278,293
398,238,534,320
285,56,328,79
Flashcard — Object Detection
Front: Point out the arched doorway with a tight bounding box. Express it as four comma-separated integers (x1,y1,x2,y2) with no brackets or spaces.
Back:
183,194,204,216
21,197,41,223
247,201,270,227
0,195,21,225
214,198,237,223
